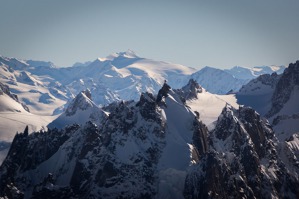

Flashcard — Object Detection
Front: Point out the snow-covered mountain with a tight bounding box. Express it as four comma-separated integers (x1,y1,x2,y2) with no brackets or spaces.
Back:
70,50,196,104
236,72,281,116
225,65,286,80
0,82,56,164
191,66,249,94
0,51,196,115
266,61,299,141
0,51,285,118
184,104,298,198
1,82,298,198
191,65,285,94
236,61,299,141
0,56,70,115
0,82,55,139
0,82,30,113
48,89,107,129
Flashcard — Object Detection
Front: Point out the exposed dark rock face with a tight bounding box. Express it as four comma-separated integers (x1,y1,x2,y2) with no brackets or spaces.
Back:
0,125,79,198
156,81,171,103
267,60,299,118
184,151,255,199
136,92,161,123
273,113,299,126
184,105,299,199
175,79,203,101
192,118,209,160
48,90,107,129
0,92,167,199
83,88,92,100
1,81,298,198
256,72,280,88
65,90,93,116
236,72,281,116
16,71,37,86
68,96,166,198
0,82,30,112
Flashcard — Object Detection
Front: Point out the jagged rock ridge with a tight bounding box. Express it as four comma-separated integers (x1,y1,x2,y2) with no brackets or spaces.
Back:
174,79,203,101
0,82,298,198
48,89,107,129
267,60,299,118
184,105,299,199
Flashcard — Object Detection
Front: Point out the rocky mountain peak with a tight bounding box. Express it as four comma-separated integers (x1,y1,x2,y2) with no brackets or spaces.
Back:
156,81,171,103
184,104,298,198
65,90,94,116
102,49,140,62
82,88,91,100
256,72,280,88
212,104,275,158
266,60,299,118
117,49,138,58
1,88,299,198
136,92,162,123
212,104,240,142
48,89,107,129
175,79,203,101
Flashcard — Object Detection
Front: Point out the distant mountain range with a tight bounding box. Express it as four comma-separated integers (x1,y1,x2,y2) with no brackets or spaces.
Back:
236,60,299,141
0,51,298,198
0,50,286,114
0,51,288,163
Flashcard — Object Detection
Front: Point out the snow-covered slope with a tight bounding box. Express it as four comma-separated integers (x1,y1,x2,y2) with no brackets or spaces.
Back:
236,73,280,115
225,65,285,80
178,79,239,129
191,66,249,94
1,82,298,198
69,50,196,105
0,51,196,114
0,82,53,141
1,52,285,115
0,50,283,115
236,61,299,145
266,61,299,141
0,56,70,115
189,65,285,95
187,92,238,130
48,90,107,129
0,82,56,165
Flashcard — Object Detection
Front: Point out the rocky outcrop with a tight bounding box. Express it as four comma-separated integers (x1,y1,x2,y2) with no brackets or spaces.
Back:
191,118,208,161
266,60,299,118
0,91,167,198
175,79,203,101
0,82,30,112
1,82,299,199
184,105,299,199
0,125,79,197
156,81,171,103
65,90,93,116
256,72,279,88
48,89,107,129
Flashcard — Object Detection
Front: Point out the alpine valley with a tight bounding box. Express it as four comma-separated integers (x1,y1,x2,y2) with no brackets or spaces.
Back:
0,51,298,199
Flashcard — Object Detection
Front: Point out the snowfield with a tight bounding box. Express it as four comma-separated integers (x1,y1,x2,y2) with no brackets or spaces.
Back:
187,91,238,130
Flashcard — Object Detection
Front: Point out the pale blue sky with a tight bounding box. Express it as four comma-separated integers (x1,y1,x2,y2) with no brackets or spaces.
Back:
0,0,298,69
